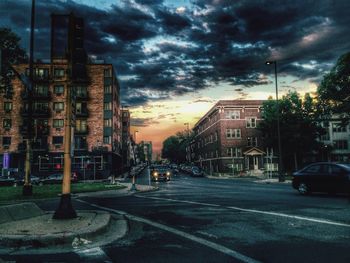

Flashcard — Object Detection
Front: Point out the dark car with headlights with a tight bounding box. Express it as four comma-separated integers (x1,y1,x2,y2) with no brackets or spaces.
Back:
150,165,171,181
292,162,350,195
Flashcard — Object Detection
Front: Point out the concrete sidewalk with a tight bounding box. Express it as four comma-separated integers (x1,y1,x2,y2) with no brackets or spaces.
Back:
0,203,127,249
205,174,292,184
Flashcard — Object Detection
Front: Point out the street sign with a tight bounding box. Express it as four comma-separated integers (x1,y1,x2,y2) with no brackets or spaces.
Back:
3,153,10,169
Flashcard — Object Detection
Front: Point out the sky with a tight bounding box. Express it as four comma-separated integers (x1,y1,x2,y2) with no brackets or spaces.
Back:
1,0,350,154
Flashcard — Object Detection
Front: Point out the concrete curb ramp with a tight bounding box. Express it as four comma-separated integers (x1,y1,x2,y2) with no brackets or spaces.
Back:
0,203,118,248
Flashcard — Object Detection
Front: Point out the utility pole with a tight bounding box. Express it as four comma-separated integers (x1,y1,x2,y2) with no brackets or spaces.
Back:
53,13,77,219
53,82,77,219
23,0,36,196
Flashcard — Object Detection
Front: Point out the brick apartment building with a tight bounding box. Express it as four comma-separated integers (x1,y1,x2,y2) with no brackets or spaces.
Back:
0,14,123,178
121,109,132,170
192,100,278,175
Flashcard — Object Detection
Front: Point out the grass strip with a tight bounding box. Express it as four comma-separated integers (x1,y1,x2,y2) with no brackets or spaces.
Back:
0,182,126,202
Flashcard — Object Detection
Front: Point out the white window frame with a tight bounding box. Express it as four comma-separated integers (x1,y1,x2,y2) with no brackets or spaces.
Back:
225,110,240,119
246,117,257,128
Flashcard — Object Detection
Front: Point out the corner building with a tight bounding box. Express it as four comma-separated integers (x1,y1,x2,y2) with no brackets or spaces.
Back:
0,14,122,178
193,100,274,175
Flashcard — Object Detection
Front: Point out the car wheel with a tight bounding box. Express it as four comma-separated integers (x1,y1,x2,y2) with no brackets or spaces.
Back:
298,182,310,195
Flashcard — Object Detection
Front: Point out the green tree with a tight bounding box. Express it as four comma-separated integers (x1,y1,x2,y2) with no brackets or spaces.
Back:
317,52,350,124
162,131,192,163
259,91,324,172
0,28,27,97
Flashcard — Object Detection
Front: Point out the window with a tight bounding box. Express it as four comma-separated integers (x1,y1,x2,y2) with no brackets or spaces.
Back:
246,118,257,128
247,137,258,147
104,119,112,127
76,102,87,114
33,102,49,111
76,86,87,97
104,69,112,77
74,136,87,149
334,140,348,150
35,68,49,78
103,136,111,144
53,119,64,128
34,84,49,95
332,123,347,133
227,147,242,157
304,165,320,173
52,136,63,145
76,119,87,132
226,129,241,138
54,68,65,77
104,85,112,94
104,102,112,110
214,131,218,141
3,119,11,129
2,137,11,145
225,110,240,119
4,102,12,112
53,102,64,111
54,85,64,95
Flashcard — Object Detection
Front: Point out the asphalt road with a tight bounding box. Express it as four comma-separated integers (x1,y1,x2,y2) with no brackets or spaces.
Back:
2,167,350,263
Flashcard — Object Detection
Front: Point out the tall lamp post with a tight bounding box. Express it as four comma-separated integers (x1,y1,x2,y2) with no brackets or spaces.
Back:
265,60,284,182
23,0,36,196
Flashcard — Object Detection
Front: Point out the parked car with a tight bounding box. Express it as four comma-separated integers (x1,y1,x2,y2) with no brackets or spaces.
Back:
0,175,16,187
292,162,350,195
190,166,204,177
15,175,41,186
39,172,78,185
150,165,171,181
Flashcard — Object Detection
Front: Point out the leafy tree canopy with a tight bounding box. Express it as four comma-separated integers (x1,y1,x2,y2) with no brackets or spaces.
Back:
259,91,324,171
317,52,350,124
161,131,193,163
0,28,27,95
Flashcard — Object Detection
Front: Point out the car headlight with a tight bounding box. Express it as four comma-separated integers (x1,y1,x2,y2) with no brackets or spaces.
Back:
166,172,170,176
153,172,158,176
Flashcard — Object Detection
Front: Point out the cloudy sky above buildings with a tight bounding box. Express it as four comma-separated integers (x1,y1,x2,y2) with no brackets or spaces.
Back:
1,0,350,153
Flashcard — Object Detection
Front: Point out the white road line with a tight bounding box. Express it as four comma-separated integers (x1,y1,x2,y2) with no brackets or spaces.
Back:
76,199,261,263
76,247,112,262
135,195,350,228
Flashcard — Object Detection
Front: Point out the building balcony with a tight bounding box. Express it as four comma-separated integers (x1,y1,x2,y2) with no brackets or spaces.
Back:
20,125,50,135
21,91,52,100
75,91,89,100
75,109,89,117
20,108,51,117
33,74,51,82
75,127,89,135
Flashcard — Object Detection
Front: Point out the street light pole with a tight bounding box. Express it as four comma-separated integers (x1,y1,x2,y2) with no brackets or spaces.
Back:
23,0,36,196
266,60,284,182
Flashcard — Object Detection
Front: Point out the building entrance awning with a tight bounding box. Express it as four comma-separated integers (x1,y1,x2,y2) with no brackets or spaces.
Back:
243,147,265,156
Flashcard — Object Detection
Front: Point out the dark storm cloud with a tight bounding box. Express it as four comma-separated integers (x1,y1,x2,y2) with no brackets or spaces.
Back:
1,0,350,106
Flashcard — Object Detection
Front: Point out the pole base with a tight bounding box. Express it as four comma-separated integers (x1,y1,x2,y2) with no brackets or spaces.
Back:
53,194,77,219
130,183,137,191
22,184,33,196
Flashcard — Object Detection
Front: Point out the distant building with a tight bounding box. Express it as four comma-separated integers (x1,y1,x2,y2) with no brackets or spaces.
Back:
138,141,153,163
0,13,122,178
192,100,278,175
318,116,350,162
